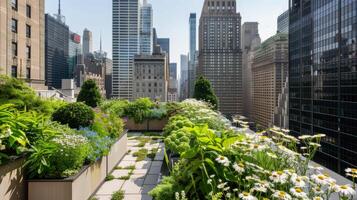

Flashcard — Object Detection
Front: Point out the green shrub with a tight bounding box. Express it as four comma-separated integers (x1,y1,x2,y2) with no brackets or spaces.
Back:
124,98,154,123
91,111,124,139
100,100,129,117
26,133,92,178
0,75,66,115
163,115,194,137
77,79,102,108
111,190,124,200
52,103,95,129
149,176,179,200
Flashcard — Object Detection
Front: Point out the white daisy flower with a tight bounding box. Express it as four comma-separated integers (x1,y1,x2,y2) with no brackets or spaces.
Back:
269,171,288,184
290,174,306,187
239,192,257,200
312,197,323,200
290,187,308,199
338,185,356,197
215,155,230,167
346,168,357,174
233,162,245,174
271,191,292,200
311,174,329,186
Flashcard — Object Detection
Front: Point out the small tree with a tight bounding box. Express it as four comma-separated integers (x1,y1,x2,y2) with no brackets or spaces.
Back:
193,76,218,110
77,79,102,108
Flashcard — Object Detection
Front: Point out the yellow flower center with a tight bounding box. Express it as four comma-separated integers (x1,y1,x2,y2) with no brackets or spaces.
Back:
277,171,283,175
318,175,325,180
278,191,286,197
340,185,348,190
295,188,303,193
220,157,225,160
243,192,249,196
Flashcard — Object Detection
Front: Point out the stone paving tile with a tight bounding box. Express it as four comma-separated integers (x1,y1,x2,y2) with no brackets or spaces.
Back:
130,174,146,180
93,195,112,200
117,160,136,168
124,194,152,200
122,179,144,194
135,160,152,169
141,184,156,194
111,169,131,178
132,168,149,175
96,179,125,195
148,166,161,175
154,155,164,161
122,155,137,161
144,174,160,185
151,161,162,167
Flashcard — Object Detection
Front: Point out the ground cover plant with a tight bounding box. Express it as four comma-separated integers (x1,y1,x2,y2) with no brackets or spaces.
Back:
150,99,357,200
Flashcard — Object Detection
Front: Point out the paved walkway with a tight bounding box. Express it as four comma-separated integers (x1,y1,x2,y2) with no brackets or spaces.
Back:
93,132,165,200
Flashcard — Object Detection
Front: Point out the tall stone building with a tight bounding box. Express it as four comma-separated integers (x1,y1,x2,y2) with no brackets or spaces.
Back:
241,22,261,119
289,0,357,174
0,0,46,89
132,50,168,102
112,0,140,99
251,33,288,128
198,0,243,117
180,54,189,100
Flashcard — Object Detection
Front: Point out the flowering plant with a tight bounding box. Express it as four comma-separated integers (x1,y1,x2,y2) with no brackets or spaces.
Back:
150,100,357,200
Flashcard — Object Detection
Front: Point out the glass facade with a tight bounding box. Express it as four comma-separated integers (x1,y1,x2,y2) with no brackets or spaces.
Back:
45,14,69,89
112,0,140,99
140,1,153,55
188,13,197,97
289,0,357,174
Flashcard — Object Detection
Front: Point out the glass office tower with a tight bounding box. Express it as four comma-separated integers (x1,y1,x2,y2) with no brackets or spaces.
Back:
289,0,357,174
112,0,140,99
140,0,153,55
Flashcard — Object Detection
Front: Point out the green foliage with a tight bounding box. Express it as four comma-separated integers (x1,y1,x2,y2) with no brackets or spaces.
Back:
26,133,92,178
52,102,95,129
111,190,125,200
149,176,181,200
0,75,66,115
91,111,124,139
105,174,115,181
193,76,218,110
100,100,129,117
133,148,148,162
77,79,102,108
123,98,155,123
163,115,194,137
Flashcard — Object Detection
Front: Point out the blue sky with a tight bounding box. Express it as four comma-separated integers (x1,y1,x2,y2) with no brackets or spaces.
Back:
45,0,288,64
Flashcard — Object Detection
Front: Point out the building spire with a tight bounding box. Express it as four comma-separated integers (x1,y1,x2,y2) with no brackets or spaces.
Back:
58,0,61,19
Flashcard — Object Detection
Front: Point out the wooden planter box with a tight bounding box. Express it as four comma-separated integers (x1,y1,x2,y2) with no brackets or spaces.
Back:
27,132,128,200
125,118,168,131
0,157,26,200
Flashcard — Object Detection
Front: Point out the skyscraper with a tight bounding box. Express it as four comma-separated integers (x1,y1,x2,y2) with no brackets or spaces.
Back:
157,38,170,63
140,0,153,55
0,0,46,89
169,63,177,80
277,10,289,34
198,0,243,117
289,0,357,174
188,13,197,97
241,22,261,119
45,14,69,89
68,32,81,79
251,33,288,128
180,54,189,100
112,0,140,99
83,28,93,57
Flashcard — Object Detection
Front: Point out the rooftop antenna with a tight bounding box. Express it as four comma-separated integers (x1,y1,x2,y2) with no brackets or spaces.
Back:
55,0,65,24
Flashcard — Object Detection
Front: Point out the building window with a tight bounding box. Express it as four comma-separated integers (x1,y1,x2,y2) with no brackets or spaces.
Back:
11,18,17,33
11,66,17,77
26,5,31,18
11,0,17,10
26,68,31,79
26,45,31,59
26,24,31,38
12,42,17,57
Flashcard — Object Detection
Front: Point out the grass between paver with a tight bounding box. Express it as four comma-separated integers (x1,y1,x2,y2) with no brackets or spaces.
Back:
133,149,149,161
111,190,124,200
105,174,115,181
135,137,151,147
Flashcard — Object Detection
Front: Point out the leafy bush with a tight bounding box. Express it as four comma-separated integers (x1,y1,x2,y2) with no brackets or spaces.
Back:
123,98,154,123
100,100,129,117
77,79,102,108
91,111,124,139
149,176,181,200
52,102,95,129
26,133,92,178
0,76,66,115
163,115,194,137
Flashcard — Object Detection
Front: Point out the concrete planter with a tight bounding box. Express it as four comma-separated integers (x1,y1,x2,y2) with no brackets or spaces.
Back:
27,132,128,200
0,157,26,200
125,118,168,131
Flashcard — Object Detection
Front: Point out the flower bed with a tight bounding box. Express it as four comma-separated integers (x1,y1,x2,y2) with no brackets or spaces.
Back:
27,132,127,200
150,99,357,200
